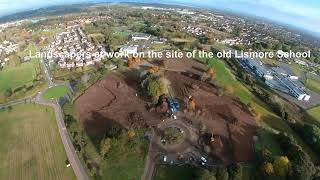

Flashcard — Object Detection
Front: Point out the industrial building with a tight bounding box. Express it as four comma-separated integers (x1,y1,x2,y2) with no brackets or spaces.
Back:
239,58,311,101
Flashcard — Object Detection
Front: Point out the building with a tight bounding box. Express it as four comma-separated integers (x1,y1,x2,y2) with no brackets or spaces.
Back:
119,45,138,55
241,58,311,101
243,58,273,80
132,33,151,41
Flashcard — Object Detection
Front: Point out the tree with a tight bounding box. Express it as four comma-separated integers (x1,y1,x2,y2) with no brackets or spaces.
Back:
276,133,315,180
257,148,273,163
143,75,169,102
262,162,274,175
100,138,111,157
217,87,224,96
106,124,122,138
4,88,12,97
223,85,234,96
216,167,229,180
228,164,242,180
127,129,136,139
196,169,216,180
148,65,160,74
188,99,196,111
207,66,216,79
273,156,290,177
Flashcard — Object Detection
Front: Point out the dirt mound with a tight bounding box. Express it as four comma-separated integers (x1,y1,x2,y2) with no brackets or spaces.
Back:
166,67,257,163
74,73,161,136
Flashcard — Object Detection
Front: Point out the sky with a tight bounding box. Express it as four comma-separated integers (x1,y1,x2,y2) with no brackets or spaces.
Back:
0,0,319,35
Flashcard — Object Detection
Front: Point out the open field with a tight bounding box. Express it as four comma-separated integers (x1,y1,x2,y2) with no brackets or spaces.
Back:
0,43,43,102
0,58,41,93
0,104,75,180
308,106,320,121
306,73,320,95
43,85,69,100
170,38,196,43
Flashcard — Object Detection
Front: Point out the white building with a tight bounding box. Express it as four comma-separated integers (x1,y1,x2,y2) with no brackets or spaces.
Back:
119,45,138,55
132,33,151,41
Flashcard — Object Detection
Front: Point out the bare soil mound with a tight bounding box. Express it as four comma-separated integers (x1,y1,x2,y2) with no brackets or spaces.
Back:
165,59,257,163
74,73,161,136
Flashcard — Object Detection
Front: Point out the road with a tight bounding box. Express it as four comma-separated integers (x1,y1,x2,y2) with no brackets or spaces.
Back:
0,50,90,180
141,129,157,180
141,118,200,180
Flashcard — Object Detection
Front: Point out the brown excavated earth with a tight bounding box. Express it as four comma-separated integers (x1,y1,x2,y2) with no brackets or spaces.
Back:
74,72,162,136
74,58,257,162
164,58,257,163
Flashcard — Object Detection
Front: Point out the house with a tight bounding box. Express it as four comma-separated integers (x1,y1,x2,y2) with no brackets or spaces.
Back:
58,61,66,68
294,59,308,66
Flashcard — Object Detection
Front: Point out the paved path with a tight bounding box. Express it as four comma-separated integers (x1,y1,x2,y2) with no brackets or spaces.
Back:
141,129,157,180
38,101,90,180
0,48,90,180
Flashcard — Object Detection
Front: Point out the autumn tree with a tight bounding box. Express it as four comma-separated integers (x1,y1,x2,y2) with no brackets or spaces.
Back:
273,156,290,177
127,55,141,68
262,162,274,175
188,96,196,111
142,74,169,102
127,129,136,139
224,85,234,95
148,65,160,74
100,138,111,157
207,66,216,79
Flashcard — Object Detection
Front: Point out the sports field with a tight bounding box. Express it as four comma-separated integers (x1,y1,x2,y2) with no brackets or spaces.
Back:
43,85,69,100
0,104,75,180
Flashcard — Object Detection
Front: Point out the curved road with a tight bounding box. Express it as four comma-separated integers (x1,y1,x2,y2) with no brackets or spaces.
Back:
141,118,199,180
0,52,90,180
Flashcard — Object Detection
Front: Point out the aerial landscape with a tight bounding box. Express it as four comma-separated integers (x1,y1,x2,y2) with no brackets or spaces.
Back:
0,0,320,180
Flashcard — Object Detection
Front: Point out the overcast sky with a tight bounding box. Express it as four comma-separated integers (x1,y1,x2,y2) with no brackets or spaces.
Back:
0,0,319,35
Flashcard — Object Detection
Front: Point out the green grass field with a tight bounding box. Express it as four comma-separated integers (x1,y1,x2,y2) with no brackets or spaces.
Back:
308,106,320,121
306,73,320,94
0,43,42,98
170,38,196,43
0,104,75,180
43,85,69,100
0,59,41,93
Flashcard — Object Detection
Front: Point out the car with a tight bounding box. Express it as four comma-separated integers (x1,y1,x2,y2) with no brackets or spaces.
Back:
201,156,207,163
163,156,167,162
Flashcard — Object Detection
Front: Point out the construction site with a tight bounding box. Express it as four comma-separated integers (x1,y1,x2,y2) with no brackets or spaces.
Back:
74,55,257,163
